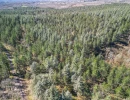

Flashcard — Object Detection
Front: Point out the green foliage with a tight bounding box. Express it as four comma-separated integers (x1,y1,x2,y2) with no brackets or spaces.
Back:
61,90,72,100
30,62,40,75
92,66,130,99
1,4,130,99
73,76,88,96
62,64,71,85
0,53,10,81
0,42,5,52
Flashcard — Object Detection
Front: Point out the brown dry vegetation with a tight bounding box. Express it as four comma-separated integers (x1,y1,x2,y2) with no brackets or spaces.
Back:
106,44,130,67
105,37,130,67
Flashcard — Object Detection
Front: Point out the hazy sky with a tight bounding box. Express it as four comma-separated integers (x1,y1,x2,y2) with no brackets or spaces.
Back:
0,0,80,2
0,0,67,1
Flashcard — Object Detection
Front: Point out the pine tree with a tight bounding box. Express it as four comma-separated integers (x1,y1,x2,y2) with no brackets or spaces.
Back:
71,73,78,83
62,64,71,85
34,81,45,100
49,85,60,100
30,62,39,75
74,76,85,96
49,68,54,82
65,91,72,100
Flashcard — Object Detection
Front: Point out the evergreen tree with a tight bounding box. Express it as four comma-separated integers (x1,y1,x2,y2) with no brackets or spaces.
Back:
62,64,71,84
74,76,85,96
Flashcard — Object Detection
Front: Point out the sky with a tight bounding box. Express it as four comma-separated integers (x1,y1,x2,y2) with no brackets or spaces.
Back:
0,0,69,2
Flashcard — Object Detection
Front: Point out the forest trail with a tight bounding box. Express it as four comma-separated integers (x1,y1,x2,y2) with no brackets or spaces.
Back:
0,44,28,100
5,50,27,100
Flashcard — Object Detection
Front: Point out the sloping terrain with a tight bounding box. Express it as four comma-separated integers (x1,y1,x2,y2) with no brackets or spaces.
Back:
105,41,130,68
0,0,130,9
0,4,130,100
0,45,28,100
102,31,130,67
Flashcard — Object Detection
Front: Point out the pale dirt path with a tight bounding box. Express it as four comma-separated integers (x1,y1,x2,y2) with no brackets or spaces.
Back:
5,50,27,100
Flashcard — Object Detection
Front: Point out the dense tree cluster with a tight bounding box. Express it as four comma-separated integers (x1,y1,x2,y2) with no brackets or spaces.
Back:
0,43,10,82
0,4,130,99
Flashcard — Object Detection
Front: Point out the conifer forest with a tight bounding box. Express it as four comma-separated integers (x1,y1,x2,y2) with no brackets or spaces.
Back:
0,3,130,100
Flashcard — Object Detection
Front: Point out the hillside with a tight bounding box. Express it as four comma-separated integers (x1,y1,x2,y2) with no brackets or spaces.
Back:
0,3,130,100
0,0,130,9
0,0,129,3
105,39,130,67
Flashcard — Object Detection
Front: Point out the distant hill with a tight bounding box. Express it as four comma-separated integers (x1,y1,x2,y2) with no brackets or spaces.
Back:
0,0,128,3
0,0,49,3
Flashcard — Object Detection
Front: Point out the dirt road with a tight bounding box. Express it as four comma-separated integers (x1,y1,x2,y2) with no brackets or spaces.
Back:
0,50,27,100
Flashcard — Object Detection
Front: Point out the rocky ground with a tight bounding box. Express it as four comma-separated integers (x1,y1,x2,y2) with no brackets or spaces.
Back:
0,50,27,100
105,33,130,68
